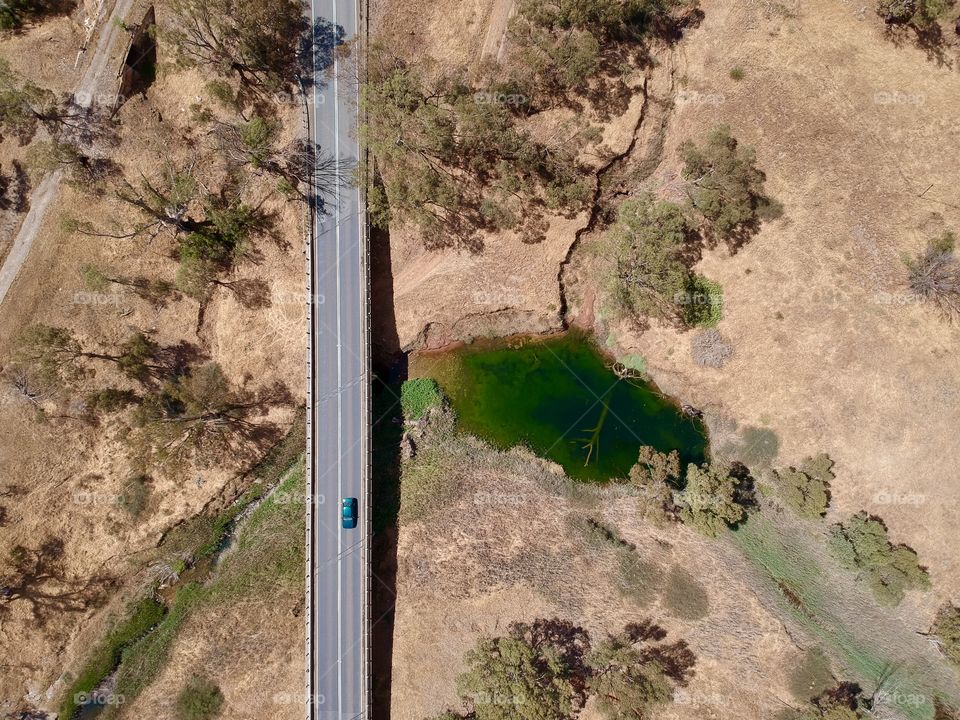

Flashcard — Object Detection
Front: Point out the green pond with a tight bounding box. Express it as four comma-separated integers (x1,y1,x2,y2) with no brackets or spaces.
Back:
410,332,709,481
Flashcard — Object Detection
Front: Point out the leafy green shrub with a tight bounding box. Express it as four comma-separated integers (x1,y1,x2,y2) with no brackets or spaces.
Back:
773,454,834,519
684,275,723,327
829,512,930,606
729,66,745,80
663,566,709,620
400,378,443,421
789,648,834,702
877,0,952,28
175,676,224,720
932,603,960,668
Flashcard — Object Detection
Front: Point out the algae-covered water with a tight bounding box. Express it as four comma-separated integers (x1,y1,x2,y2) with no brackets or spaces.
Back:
410,332,708,481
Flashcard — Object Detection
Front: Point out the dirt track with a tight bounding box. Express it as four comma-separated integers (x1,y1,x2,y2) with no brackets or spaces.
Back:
0,0,135,307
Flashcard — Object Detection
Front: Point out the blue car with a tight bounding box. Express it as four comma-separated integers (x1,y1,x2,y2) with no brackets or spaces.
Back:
342,497,358,529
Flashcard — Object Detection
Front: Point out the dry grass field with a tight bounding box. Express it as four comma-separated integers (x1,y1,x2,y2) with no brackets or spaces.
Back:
0,0,306,712
377,0,960,718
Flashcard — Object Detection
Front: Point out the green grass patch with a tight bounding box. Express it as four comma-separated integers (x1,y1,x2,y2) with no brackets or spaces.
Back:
109,583,206,712
617,353,647,376
731,513,951,720
400,377,443,420
58,597,166,720
210,458,306,601
175,676,224,720
105,459,307,712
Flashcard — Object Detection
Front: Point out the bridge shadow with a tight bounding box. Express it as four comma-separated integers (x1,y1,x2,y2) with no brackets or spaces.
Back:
370,220,404,720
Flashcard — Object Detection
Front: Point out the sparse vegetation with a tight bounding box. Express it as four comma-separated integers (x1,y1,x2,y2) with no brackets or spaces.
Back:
829,512,931,606
932,603,960,669
904,231,960,322
691,327,733,367
617,551,659,606
790,648,835,702
175,677,224,720
663,566,709,620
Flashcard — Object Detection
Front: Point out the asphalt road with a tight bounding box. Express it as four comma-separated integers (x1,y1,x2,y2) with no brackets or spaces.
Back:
305,0,368,715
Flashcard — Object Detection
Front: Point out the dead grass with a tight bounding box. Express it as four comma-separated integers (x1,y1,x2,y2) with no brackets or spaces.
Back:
393,430,810,720
0,1,306,711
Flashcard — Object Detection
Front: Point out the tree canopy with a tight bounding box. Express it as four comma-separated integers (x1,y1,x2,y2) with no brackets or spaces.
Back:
773,453,834,519
163,0,307,90
680,124,778,247
829,512,930,606
675,463,749,537
361,50,589,250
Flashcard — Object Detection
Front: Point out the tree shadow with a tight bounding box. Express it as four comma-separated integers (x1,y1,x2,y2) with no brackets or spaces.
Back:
0,538,115,627
223,277,273,310
298,18,346,87
883,19,955,68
